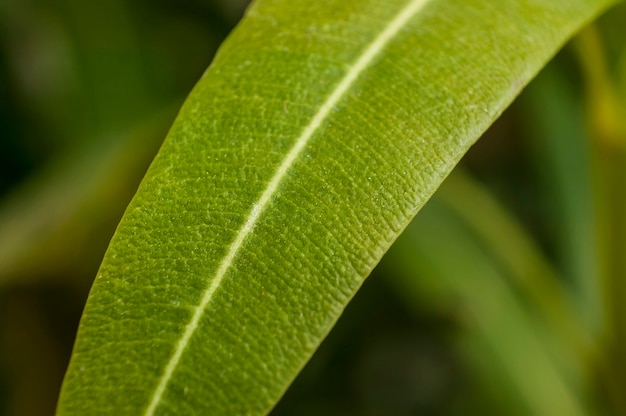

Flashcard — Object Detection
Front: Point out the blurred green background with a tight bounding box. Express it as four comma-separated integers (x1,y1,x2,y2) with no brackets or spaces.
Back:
1,1,626,415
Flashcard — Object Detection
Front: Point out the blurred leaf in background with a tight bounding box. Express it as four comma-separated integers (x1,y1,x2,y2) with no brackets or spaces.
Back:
1,0,626,415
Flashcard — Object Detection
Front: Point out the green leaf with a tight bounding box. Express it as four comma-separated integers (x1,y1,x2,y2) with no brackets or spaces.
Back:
57,0,618,414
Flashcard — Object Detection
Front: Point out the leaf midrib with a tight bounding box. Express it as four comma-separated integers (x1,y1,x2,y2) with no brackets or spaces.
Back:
143,0,432,413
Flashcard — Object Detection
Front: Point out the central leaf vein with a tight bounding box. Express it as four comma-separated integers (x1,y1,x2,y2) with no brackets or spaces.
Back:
143,0,430,413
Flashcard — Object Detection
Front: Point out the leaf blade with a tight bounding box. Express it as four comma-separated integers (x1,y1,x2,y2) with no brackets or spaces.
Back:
58,0,618,414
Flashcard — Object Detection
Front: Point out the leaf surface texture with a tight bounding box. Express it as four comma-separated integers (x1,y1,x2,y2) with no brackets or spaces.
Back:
57,0,617,414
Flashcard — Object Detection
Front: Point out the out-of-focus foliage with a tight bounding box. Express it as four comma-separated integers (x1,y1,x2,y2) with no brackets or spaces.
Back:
1,0,625,415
